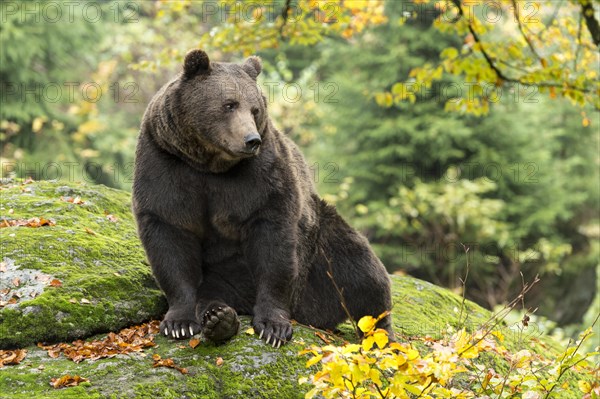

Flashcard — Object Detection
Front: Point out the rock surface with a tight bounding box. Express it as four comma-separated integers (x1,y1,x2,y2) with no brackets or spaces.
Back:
1,180,167,349
0,180,571,398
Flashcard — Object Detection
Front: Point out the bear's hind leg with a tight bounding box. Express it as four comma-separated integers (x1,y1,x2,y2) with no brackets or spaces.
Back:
296,202,395,340
197,301,240,343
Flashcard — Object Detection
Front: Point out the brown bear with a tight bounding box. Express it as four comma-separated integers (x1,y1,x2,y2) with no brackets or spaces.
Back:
132,49,393,348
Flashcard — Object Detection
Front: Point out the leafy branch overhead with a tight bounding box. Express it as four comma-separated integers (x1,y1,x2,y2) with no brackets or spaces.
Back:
149,0,598,114
387,0,600,114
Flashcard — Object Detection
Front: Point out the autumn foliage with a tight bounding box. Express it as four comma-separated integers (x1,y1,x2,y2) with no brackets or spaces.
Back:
300,314,599,399
37,321,160,363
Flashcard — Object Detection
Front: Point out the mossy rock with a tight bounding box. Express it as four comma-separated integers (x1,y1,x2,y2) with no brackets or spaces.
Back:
1,180,167,348
0,181,576,398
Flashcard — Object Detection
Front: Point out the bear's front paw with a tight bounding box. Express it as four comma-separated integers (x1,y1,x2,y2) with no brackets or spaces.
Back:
252,314,293,349
200,305,240,343
160,318,201,340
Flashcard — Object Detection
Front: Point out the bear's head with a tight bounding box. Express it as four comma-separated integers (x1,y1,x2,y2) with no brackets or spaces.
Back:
153,49,268,172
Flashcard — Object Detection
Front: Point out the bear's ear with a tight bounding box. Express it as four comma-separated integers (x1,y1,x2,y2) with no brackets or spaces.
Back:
183,49,211,78
242,56,262,80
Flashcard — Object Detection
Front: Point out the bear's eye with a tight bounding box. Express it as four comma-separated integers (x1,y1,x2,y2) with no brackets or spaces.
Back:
251,108,259,116
223,101,238,112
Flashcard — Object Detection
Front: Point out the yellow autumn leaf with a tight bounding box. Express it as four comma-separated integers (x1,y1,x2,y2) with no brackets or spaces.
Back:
362,336,375,352
373,330,389,349
357,315,377,333
244,327,255,335
306,354,323,368
578,380,591,393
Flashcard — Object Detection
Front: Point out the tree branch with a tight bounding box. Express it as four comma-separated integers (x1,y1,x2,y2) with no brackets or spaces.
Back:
580,0,600,47
511,0,544,65
451,0,593,94
278,0,293,38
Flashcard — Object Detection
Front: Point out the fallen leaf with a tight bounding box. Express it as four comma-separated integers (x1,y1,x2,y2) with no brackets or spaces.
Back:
189,338,201,349
38,321,160,363
36,275,51,282
68,298,77,304
152,353,188,374
0,262,6,272
0,349,27,368
244,327,255,335
12,277,20,287
216,357,223,367
60,196,85,205
84,227,96,236
50,375,89,389
0,217,55,229
106,214,118,222
8,209,13,214
315,331,331,344
80,298,91,304
49,279,62,288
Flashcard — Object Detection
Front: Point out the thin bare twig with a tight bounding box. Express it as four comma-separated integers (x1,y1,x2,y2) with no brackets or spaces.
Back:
543,311,600,399
457,243,470,328
323,250,361,339
457,275,541,357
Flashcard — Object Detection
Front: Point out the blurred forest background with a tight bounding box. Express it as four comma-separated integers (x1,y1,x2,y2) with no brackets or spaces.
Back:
1,0,599,341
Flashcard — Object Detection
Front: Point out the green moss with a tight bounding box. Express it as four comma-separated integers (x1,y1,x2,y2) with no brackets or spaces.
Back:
1,180,167,348
0,181,584,398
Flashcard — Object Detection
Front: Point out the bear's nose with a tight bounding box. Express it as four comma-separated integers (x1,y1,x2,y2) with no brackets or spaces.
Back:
244,133,262,151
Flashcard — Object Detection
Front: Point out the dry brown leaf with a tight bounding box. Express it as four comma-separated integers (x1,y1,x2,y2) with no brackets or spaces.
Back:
49,279,62,288
0,349,27,368
189,338,201,349
152,354,188,374
84,227,96,236
106,214,118,222
0,217,55,229
38,321,160,363
50,375,89,389
0,262,6,273
11,277,19,287
36,274,51,282
60,196,85,205
216,357,224,367
315,331,331,345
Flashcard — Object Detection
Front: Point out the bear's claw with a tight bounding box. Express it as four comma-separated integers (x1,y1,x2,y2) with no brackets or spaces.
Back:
253,318,293,348
160,319,200,340
201,305,240,343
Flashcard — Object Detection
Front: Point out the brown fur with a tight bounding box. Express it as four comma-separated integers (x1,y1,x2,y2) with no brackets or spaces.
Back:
132,50,393,346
